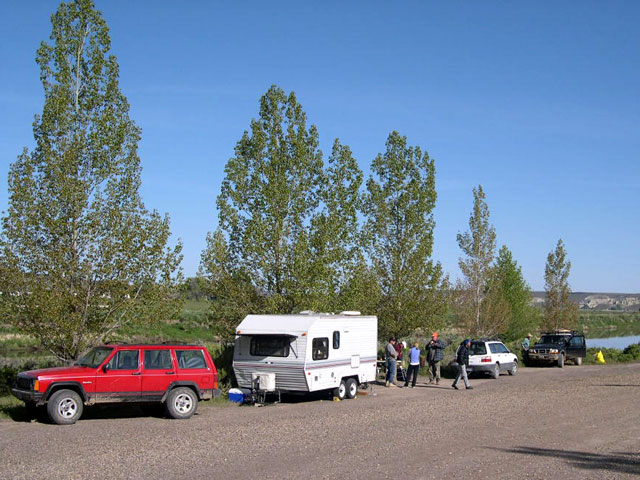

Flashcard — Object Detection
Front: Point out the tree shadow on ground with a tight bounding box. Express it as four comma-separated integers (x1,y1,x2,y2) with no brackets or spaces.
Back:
491,446,640,476
593,384,640,387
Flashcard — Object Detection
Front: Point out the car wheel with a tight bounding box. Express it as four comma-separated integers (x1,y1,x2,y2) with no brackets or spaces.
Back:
47,389,83,425
575,356,583,366
508,361,518,376
166,387,198,419
345,378,358,399
492,363,500,379
557,354,565,368
333,380,346,400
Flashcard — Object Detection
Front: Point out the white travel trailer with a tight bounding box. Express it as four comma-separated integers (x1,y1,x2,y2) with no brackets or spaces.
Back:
233,312,377,400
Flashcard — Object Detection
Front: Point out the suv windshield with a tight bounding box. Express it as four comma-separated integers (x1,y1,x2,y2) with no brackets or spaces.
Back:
538,335,569,345
77,347,113,368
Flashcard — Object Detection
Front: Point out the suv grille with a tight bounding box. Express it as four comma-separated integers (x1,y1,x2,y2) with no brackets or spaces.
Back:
16,376,33,390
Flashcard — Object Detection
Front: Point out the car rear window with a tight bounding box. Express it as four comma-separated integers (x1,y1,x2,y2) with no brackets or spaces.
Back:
175,350,207,369
470,342,487,355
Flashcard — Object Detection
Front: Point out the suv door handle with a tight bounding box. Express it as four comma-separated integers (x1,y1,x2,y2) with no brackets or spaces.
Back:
132,372,141,376
165,371,175,375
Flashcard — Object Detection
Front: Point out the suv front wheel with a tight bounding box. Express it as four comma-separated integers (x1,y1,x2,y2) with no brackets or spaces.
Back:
47,389,83,425
166,387,198,419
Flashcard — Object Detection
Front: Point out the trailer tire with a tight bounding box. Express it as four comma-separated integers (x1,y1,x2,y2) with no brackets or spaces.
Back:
345,378,358,399
333,380,346,400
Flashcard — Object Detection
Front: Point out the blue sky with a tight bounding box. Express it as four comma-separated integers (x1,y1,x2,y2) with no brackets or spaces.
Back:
1,1,639,292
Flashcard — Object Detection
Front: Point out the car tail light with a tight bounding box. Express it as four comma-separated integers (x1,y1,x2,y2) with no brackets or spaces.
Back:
480,357,492,363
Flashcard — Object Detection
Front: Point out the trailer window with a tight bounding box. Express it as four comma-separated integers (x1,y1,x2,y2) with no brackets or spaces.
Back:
312,338,329,360
250,336,291,357
333,331,340,349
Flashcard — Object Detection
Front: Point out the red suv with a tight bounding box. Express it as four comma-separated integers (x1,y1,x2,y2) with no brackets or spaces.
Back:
11,343,219,424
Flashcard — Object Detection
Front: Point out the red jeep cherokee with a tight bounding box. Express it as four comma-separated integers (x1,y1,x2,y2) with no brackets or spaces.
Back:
12,343,219,424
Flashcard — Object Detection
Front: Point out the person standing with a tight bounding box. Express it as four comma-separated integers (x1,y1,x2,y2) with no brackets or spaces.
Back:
385,338,398,387
521,333,532,364
404,342,421,388
426,332,446,384
452,339,473,390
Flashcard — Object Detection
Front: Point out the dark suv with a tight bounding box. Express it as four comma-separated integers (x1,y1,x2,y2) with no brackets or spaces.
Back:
12,343,219,424
527,330,586,368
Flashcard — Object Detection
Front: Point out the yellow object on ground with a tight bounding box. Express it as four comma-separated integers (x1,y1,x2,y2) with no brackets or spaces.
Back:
596,350,606,364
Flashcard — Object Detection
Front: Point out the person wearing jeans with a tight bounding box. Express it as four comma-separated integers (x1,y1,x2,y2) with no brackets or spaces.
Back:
385,338,398,387
452,339,473,390
426,332,446,384
404,342,421,388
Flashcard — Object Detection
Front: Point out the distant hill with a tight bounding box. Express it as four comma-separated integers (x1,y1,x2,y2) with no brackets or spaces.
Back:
531,292,640,312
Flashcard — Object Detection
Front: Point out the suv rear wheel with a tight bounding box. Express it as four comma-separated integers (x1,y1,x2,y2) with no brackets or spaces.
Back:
491,363,500,379
47,389,83,425
166,387,198,419
575,356,583,366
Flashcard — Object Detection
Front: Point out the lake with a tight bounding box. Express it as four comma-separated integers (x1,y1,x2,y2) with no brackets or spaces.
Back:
586,335,640,350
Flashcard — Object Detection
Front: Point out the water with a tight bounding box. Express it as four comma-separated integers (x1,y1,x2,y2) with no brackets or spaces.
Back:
586,335,640,350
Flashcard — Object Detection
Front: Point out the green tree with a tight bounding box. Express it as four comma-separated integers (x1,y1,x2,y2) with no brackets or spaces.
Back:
202,86,364,336
543,239,578,330
456,185,497,336
488,245,539,341
305,139,364,312
199,230,261,340
0,0,182,361
364,131,448,340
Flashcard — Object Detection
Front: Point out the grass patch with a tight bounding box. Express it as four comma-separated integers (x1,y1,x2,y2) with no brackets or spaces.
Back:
0,395,27,421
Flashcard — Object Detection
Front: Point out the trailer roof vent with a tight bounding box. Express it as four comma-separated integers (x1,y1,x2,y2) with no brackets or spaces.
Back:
339,311,361,316
299,310,314,315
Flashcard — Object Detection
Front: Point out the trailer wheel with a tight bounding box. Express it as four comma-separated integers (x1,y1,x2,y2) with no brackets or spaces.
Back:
345,378,358,399
333,380,346,400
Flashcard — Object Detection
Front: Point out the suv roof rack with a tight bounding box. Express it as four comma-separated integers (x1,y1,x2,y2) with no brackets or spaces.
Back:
541,330,583,336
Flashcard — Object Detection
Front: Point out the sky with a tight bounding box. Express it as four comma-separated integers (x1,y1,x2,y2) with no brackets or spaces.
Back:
1,1,639,293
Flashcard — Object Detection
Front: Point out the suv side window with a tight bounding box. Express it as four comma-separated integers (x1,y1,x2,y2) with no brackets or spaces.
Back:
497,343,509,353
175,350,207,369
144,350,173,370
569,336,585,346
312,338,329,360
107,350,139,370
489,344,500,354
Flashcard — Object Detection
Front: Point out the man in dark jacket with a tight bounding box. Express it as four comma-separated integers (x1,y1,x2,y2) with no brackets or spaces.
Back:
426,332,446,384
452,339,473,390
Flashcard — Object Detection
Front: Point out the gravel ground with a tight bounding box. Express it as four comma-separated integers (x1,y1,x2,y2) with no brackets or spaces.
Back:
1,363,639,480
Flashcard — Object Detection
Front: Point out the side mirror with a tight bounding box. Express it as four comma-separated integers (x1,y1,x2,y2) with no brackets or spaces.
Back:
102,364,109,373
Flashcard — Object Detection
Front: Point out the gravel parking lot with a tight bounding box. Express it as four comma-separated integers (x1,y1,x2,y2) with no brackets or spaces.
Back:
1,363,639,480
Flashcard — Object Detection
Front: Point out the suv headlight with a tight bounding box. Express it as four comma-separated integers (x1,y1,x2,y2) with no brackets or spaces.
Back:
549,348,559,354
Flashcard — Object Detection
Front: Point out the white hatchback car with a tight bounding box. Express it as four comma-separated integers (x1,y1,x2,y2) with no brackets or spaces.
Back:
468,340,518,378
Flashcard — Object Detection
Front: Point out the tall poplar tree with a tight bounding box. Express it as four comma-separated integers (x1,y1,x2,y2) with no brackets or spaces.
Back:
456,185,496,336
202,86,365,336
543,239,578,330
0,0,182,361
364,131,448,339
486,245,539,340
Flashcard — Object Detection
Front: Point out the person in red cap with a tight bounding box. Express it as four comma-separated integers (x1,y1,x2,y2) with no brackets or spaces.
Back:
426,332,446,384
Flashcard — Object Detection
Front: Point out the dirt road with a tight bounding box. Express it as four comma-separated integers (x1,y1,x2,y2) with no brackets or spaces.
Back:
1,363,639,480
